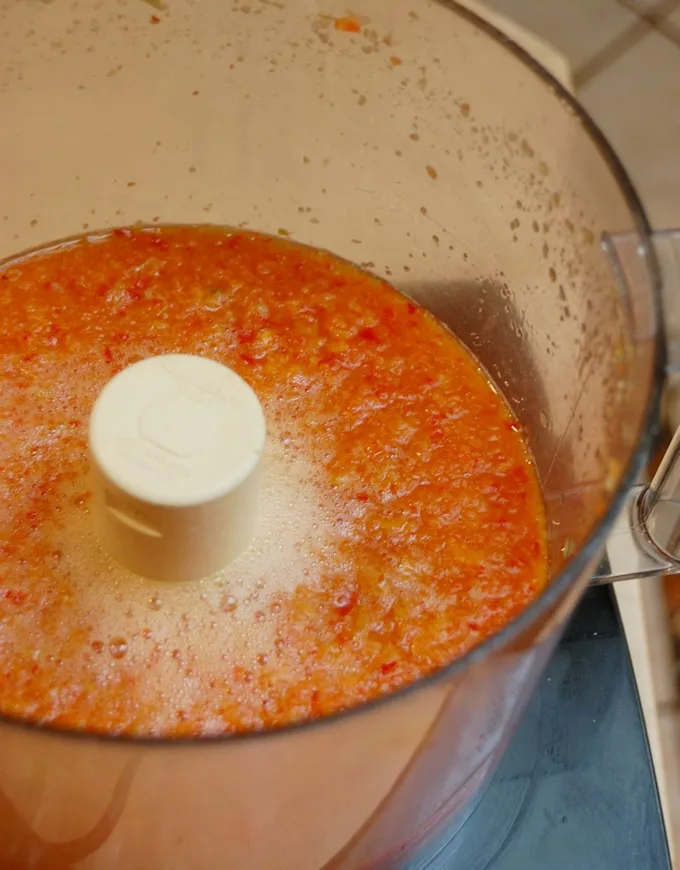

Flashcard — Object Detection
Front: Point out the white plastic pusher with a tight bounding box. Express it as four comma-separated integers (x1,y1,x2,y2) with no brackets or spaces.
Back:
89,354,266,582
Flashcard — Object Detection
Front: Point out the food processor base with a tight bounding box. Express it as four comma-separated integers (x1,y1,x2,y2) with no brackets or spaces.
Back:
408,586,671,870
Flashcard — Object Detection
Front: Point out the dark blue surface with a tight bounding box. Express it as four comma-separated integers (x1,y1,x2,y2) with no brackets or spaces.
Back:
411,586,671,870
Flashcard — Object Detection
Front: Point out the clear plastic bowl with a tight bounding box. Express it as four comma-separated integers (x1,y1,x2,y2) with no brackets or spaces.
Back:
0,0,660,867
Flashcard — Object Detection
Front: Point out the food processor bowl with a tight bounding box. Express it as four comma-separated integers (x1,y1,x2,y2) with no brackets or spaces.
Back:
0,0,662,867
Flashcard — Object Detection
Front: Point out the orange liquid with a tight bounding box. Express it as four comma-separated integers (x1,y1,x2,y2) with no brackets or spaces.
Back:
0,226,547,736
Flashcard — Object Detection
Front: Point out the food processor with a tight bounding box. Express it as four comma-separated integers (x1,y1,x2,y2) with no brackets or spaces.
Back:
0,0,678,867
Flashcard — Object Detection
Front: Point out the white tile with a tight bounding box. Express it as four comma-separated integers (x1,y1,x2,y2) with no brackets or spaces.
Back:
484,0,637,68
578,30,680,229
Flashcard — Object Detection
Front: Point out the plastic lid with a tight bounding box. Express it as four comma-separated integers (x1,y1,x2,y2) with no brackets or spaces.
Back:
89,354,266,582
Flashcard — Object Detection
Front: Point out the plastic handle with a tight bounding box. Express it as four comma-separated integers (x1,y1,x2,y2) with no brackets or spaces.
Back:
594,229,680,584
593,484,675,584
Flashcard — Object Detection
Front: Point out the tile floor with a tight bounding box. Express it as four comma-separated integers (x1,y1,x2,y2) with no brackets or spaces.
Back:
487,0,680,228
479,0,680,864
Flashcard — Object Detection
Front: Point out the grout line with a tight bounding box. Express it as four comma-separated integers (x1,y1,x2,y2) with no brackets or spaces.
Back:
574,18,650,88
621,0,680,45
658,17,680,46
576,0,680,88
616,0,680,21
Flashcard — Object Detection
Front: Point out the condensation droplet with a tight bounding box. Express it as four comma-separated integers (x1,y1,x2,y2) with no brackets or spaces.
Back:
109,637,128,659
222,594,238,613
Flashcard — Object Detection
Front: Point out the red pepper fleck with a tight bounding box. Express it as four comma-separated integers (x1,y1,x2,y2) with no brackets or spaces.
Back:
150,14,160,24
358,326,380,342
237,329,256,345
380,661,397,674
5,590,27,605
334,15,361,33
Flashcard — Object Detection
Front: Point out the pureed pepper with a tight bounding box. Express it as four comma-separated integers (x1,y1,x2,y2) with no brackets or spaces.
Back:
0,226,548,736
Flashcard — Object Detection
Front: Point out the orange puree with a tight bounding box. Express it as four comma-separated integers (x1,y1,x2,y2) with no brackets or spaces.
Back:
0,226,547,736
